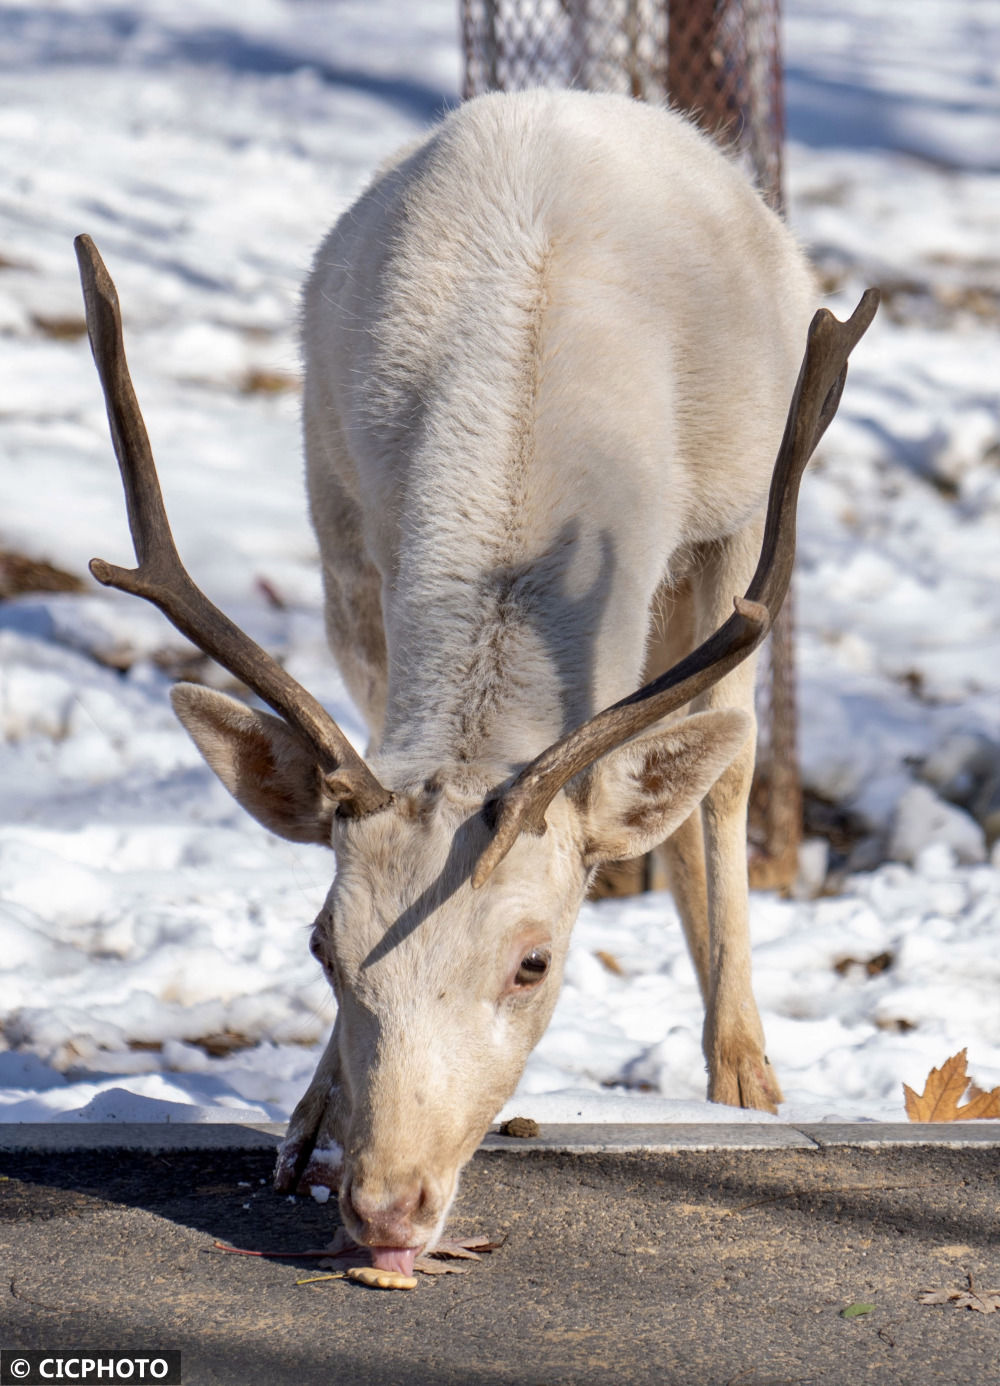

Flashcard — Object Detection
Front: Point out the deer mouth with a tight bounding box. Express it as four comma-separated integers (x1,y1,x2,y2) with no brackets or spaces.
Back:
370,1245,420,1276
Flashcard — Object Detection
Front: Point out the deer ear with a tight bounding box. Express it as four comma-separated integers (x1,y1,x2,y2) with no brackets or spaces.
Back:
580,709,752,866
170,683,340,845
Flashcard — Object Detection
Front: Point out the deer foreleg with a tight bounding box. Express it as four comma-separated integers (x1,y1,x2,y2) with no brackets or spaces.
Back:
274,1023,347,1194
691,525,782,1112
699,724,783,1112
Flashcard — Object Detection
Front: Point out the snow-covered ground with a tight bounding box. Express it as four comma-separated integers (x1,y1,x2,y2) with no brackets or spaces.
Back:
1,0,998,1127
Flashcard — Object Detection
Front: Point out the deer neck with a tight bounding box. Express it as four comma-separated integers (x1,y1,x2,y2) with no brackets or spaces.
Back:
376,528,655,781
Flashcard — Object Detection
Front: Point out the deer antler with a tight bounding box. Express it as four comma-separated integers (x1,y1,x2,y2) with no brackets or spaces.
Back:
473,289,879,887
75,234,392,817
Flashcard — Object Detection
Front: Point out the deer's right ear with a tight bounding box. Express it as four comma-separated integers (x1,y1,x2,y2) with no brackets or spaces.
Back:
170,684,340,845
579,708,753,866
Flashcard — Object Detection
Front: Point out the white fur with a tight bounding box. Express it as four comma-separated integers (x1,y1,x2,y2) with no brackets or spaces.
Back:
173,89,816,1253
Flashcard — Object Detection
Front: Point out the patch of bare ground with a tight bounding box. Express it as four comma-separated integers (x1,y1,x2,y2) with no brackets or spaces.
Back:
30,314,88,340
816,265,1000,329
0,550,86,599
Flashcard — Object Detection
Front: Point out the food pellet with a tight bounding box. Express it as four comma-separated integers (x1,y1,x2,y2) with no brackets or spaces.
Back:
499,1116,539,1138
347,1266,418,1290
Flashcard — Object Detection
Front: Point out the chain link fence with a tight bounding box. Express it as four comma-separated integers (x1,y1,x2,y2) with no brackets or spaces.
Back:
462,0,783,204
461,0,800,891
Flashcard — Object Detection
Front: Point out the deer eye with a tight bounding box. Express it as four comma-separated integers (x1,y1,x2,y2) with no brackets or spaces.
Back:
514,948,551,987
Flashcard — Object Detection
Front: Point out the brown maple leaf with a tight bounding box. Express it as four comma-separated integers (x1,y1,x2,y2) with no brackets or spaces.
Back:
919,1275,1000,1313
902,1049,1000,1121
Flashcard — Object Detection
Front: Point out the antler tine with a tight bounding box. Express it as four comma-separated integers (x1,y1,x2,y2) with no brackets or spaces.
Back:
473,289,880,888
75,234,392,816
744,288,880,615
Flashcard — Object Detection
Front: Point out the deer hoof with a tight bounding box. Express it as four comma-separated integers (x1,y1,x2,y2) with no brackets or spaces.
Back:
709,1051,783,1114
274,1126,344,1195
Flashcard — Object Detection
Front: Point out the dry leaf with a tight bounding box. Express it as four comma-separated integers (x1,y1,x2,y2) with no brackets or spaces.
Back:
412,1257,472,1275
318,1231,503,1278
414,1238,489,1275
428,1236,502,1259
415,1235,504,1273
903,1049,1000,1121
956,1291,1000,1314
919,1276,1000,1313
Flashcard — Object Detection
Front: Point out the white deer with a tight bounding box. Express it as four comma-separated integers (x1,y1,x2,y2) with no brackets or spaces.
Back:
76,89,876,1277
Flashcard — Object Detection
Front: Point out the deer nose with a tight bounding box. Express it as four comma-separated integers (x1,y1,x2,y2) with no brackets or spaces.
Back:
344,1176,427,1246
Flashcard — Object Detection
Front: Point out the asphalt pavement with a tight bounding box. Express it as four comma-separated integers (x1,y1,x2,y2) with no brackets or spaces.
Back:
1,1123,998,1386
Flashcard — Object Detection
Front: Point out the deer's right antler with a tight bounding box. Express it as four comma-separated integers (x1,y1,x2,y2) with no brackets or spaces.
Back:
76,234,392,817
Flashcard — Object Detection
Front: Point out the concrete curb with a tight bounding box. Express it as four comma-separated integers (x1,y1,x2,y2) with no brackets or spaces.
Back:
1,1120,998,1155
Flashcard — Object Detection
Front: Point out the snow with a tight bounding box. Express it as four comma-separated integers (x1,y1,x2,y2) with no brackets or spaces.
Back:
1,0,999,1128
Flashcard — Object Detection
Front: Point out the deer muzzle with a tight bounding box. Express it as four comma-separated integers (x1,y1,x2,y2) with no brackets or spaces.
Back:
342,1168,448,1266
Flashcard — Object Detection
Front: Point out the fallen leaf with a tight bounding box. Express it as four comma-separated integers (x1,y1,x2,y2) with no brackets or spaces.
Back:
427,1237,497,1260
919,1276,1000,1313
840,1302,875,1319
218,1229,502,1283
412,1257,472,1275
952,1286,991,1308
903,1049,1000,1121
955,1291,1000,1314
317,1232,504,1278
413,1235,506,1274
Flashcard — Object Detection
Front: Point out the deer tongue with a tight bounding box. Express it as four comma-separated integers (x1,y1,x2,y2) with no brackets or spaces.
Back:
370,1246,418,1276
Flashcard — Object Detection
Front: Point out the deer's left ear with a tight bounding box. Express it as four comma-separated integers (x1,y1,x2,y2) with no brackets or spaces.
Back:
580,708,752,865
